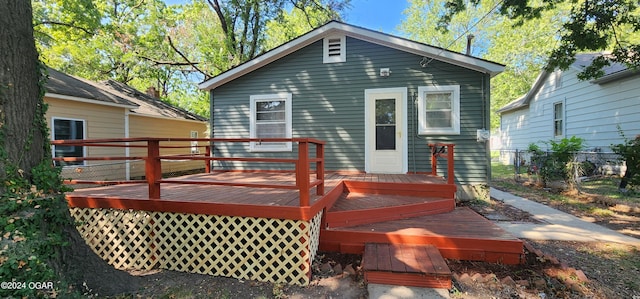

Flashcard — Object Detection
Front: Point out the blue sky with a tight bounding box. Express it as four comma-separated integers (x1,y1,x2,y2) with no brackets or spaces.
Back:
164,0,408,36
343,0,408,35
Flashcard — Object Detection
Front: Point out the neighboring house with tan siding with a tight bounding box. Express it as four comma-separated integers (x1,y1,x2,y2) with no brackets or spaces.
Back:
45,68,208,181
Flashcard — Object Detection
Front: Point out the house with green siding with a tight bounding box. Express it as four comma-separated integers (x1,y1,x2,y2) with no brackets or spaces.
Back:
199,21,504,200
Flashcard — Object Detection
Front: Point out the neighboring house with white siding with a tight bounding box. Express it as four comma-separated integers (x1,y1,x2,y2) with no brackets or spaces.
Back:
45,68,208,181
498,53,640,163
198,21,505,199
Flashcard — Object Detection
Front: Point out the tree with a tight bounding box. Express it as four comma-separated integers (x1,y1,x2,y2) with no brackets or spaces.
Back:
34,0,349,118
0,0,47,192
264,4,340,50
440,0,640,79
400,0,570,128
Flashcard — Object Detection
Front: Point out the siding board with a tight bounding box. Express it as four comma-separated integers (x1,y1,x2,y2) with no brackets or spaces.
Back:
213,37,490,184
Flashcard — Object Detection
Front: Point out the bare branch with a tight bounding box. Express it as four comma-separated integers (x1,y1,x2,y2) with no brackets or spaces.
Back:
167,35,213,78
34,20,94,36
138,54,199,67
207,0,229,36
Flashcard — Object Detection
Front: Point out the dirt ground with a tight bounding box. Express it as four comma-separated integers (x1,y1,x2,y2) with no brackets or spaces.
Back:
67,188,639,298
454,199,640,299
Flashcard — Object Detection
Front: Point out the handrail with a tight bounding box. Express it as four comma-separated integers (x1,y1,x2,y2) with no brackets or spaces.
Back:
51,137,325,207
428,143,455,185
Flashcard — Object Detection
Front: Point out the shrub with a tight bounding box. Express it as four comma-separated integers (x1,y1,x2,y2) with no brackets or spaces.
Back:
611,131,640,191
528,136,585,189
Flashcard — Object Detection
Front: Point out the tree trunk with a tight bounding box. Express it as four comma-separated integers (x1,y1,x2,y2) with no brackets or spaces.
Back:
0,0,46,192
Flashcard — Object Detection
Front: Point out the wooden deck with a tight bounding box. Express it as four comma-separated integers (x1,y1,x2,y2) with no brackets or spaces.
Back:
65,171,523,272
65,172,449,220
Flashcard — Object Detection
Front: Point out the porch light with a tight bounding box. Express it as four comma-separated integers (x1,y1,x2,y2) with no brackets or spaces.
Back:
380,68,391,77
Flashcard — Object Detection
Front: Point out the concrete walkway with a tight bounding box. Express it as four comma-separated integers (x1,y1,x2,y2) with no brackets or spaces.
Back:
368,188,640,299
491,187,640,246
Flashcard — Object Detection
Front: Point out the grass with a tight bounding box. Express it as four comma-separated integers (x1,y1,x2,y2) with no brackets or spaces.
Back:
490,162,640,218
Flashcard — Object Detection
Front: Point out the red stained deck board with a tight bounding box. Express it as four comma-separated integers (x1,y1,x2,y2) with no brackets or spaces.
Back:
329,192,452,212
320,207,524,263
363,243,452,289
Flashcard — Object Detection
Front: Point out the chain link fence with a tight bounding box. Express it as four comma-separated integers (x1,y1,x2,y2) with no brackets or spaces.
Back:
496,149,626,181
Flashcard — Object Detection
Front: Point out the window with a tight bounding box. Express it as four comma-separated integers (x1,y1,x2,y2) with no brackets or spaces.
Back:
52,118,85,166
553,102,563,137
250,93,292,151
190,131,199,154
323,35,346,63
553,70,563,89
375,98,396,150
417,85,460,135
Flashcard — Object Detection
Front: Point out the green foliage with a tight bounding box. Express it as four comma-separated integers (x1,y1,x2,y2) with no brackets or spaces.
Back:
0,61,76,297
0,159,76,298
440,0,640,80
611,130,640,189
34,0,348,120
528,136,585,188
264,6,334,50
400,0,571,129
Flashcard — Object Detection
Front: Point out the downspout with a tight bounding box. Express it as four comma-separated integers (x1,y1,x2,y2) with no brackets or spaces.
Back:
125,109,130,180
483,74,491,182
209,89,215,171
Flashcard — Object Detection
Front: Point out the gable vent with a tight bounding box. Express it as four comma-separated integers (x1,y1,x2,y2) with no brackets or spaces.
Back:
327,38,342,56
323,35,346,63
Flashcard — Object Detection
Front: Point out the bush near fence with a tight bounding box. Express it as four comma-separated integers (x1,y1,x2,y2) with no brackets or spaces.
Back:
496,149,626,185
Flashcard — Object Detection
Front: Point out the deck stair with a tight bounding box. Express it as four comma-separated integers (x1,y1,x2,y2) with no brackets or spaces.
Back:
323,180,456,228
363,243,452,289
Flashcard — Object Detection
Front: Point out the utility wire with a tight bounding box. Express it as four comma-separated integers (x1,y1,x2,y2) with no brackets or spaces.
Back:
421,0,506,67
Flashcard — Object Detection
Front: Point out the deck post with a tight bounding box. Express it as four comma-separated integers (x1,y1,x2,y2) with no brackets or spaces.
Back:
146,139,161,199
205,145,211,173
430,145,438,176
297,140,310,206
316,142,324,195
447,144,455,185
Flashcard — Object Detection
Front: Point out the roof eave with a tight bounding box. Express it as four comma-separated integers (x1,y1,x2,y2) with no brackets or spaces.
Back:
591,69,638,84
45,92,139,109
198,22,505,91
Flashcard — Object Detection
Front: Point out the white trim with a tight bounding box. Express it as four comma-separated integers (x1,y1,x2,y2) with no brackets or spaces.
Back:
51,117,87,167
249,93,293,152
128,112,207,124
417,85,460,135
553,100,565,138
199,21,505,91
364,87,408,174
125,110,131,180
323,35,346,63
45,92,138,109
190,130,200,154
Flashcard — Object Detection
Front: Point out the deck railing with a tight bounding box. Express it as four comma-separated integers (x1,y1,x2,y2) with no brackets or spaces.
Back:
50,137,325,207
428,143,455,185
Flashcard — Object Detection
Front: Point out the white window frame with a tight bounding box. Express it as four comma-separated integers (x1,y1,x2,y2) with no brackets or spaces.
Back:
51,117,87,166
190,131,199,154
417,85,460,135
323,35,346,64
553,101,564,137
249,93,293,152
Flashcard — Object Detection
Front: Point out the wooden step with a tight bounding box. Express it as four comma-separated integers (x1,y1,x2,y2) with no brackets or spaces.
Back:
343,180,456,198
325,192,455,228
320,208,524,265
362,243,452,289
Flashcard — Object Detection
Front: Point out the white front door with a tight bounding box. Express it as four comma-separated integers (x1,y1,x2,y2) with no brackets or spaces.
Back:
365,88,407,174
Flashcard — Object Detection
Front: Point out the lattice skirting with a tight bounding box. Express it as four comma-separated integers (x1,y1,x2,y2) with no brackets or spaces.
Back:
69,208,323,286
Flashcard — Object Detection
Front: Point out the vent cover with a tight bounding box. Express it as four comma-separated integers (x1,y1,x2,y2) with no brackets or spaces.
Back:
323,35,346,63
